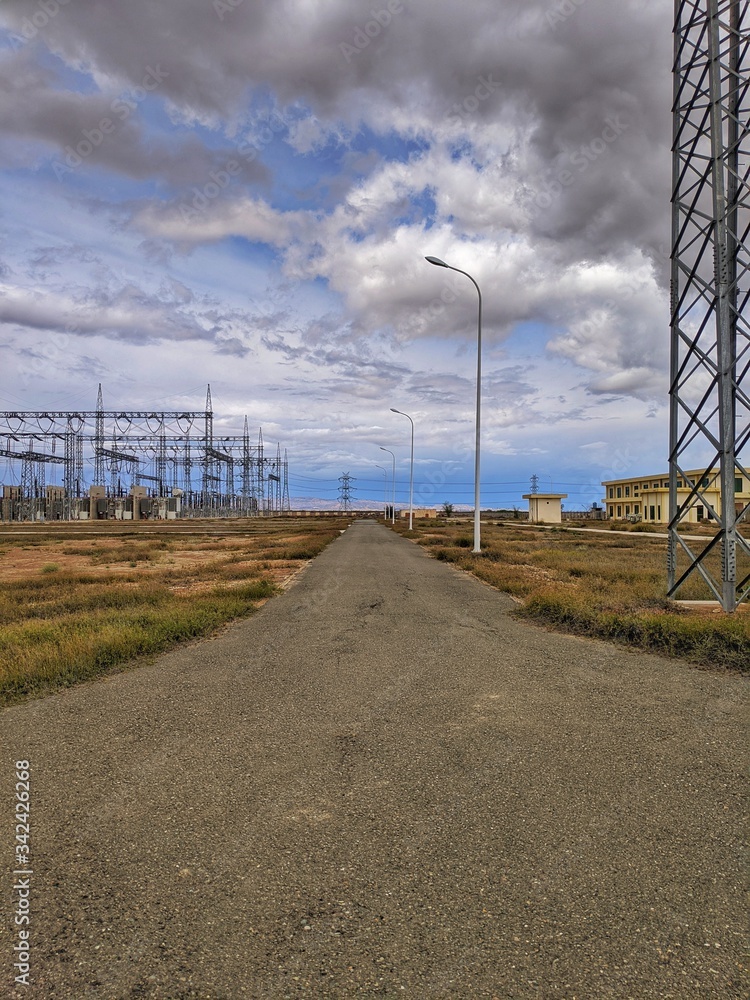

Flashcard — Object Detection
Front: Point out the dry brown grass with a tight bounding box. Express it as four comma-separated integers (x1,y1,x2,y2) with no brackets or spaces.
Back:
396,519,749,670
0,517,347,704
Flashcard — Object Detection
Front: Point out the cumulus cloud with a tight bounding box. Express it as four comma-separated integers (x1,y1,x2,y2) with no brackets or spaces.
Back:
0,1,672,242
0,0,680,494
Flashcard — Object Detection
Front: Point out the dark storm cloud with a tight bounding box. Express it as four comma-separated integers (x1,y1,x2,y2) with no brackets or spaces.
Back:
0,0,674,271
0,45,267,187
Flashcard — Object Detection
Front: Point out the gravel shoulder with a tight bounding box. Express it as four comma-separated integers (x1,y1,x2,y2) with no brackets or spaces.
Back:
1,519,747,998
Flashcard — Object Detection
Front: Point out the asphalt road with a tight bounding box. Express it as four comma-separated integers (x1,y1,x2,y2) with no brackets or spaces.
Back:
1,519,747,999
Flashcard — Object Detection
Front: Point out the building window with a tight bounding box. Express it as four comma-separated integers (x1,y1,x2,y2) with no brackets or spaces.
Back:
634,505,640,514
625,504,631,516
617,505,622,518
642,483,649,490
616,487,622,498
697,505,704,520
608,506,614,518
676,480,682,488
736,478,743,493
625,486,630,497
657,505,661,520
650,505,656,521
653,482,659,489
608,487,614,499
702,477,710,487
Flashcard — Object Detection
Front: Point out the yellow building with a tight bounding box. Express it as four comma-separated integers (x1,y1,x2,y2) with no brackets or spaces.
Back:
399,507,437,519
601,468,749,524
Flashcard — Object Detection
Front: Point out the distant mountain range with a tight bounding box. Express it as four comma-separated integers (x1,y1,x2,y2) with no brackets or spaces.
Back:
289,497,473,512
290,497,395,511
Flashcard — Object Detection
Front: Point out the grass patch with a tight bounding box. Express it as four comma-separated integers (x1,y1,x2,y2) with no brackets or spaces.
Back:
0,587,267,703
0,518,346,705
520,592,748,669
391,520,749,671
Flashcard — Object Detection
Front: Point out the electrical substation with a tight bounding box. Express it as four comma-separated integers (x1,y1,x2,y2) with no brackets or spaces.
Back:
0,385,291,521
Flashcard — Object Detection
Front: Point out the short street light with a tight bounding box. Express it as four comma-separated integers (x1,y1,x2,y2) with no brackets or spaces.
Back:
390,408,414,530
425,255,483,552
379,446,396,524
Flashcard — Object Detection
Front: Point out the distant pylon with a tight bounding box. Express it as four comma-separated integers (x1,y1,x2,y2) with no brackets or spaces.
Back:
338,472,356,512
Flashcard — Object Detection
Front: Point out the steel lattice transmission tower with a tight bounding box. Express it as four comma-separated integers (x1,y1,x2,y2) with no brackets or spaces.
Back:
338,472,356,512
669,0,749,611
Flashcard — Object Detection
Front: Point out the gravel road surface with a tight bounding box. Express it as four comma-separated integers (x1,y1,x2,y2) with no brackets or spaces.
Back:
2,519,747,998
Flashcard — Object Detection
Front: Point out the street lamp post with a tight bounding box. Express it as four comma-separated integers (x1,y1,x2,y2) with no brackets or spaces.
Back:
390,408,414,530
375,464,388,518
379,446,396,524
425,255,483,553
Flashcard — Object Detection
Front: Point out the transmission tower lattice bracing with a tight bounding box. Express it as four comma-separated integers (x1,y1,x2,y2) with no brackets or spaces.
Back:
669,0,749,611
338,472,356,512
0,386,289,521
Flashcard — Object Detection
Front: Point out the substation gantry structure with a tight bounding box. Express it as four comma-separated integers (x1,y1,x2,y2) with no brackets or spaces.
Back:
0,385,291,521
669,0,749,611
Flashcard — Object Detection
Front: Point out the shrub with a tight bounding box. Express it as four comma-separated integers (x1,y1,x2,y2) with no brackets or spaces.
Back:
435,548,458,562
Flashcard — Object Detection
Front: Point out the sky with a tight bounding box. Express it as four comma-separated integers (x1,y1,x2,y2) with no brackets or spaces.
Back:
0,0,678,510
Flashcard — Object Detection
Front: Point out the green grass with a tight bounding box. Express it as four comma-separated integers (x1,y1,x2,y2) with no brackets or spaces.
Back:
393,520,750,671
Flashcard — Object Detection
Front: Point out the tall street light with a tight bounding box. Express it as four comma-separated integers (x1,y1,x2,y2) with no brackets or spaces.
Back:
390,408,414,530
425,255,483,553
379,446,396,524
375,464,388,518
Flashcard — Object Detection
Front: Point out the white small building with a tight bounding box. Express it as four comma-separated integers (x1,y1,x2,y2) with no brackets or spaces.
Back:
522,493,568,524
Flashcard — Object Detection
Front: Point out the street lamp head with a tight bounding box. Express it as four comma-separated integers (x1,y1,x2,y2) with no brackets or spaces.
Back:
390,407,401,414
425,255,448,267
